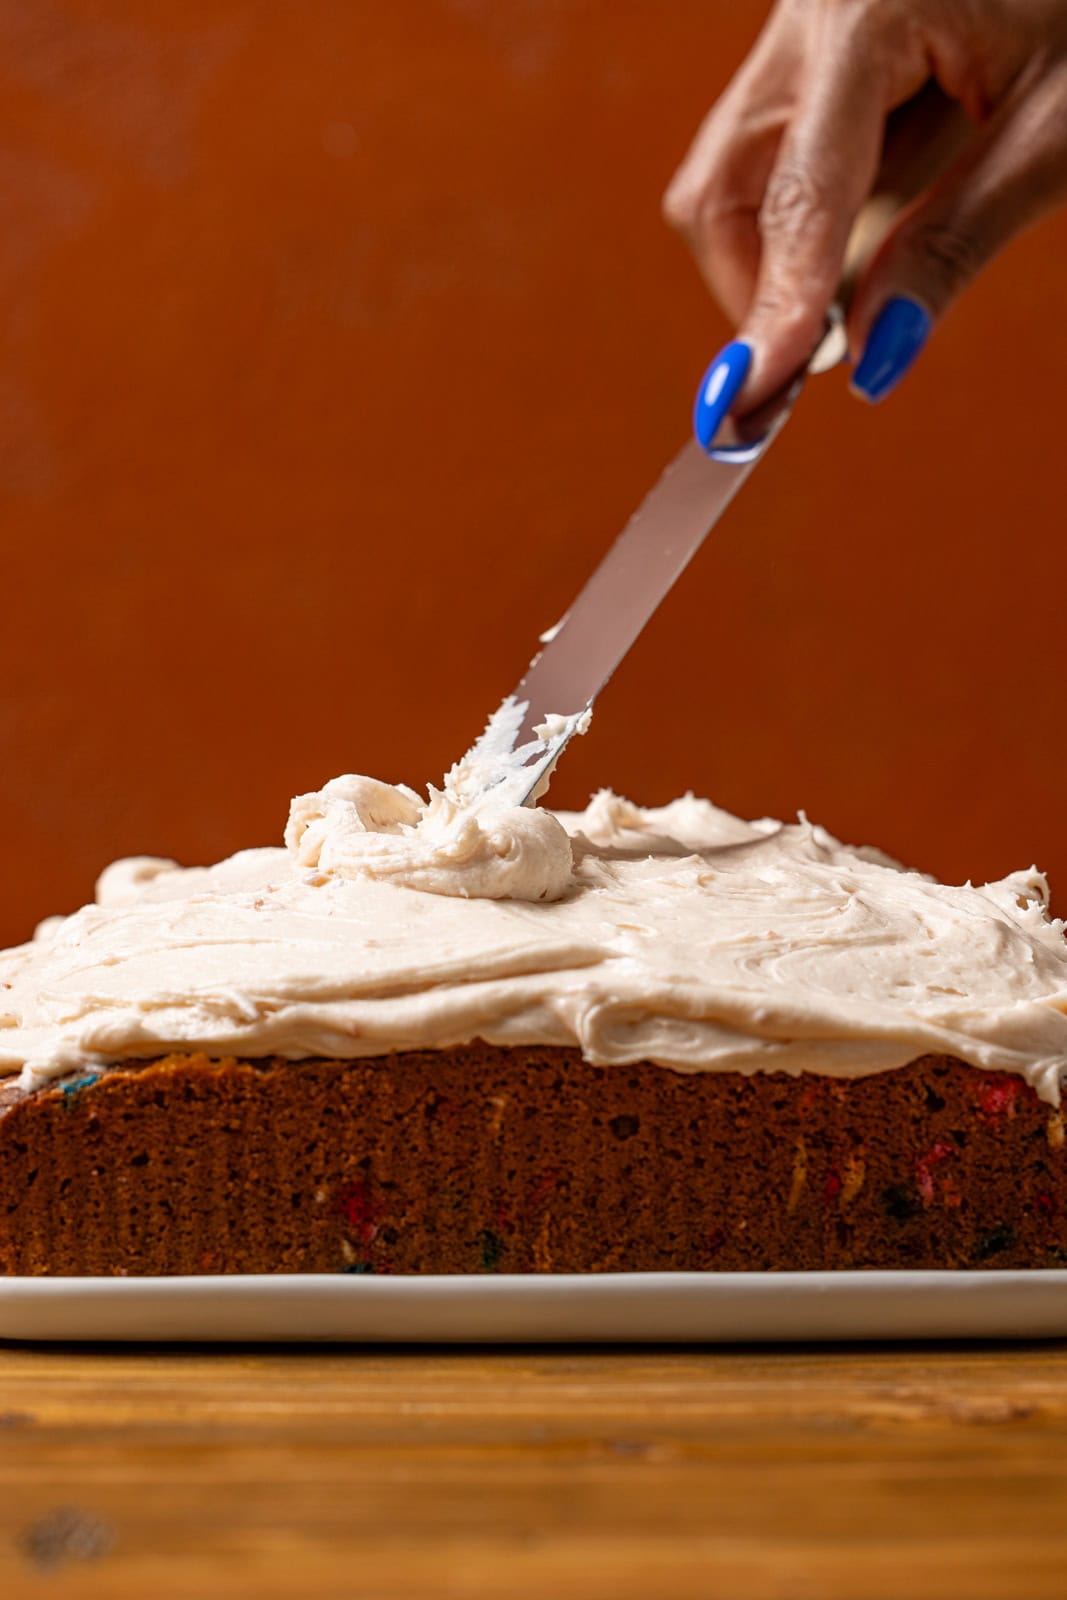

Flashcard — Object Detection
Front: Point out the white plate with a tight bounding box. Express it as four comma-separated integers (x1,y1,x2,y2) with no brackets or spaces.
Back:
3,1271,1067,1343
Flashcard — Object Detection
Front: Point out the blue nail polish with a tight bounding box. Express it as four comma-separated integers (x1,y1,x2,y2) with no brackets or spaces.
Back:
851,296,932,403
693,340,752,452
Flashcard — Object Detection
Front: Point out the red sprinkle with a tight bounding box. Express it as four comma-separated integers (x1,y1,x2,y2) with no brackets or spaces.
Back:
337,1178,387,1244
915,1139,957,1203
823,1170,842,1202
977,1074,1023,1121
1035,1191,1058,1219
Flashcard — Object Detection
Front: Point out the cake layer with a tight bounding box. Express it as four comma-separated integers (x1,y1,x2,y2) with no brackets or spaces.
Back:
2,1046,1063,1275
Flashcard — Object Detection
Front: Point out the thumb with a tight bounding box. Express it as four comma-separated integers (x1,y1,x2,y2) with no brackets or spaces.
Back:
849,64,1067,403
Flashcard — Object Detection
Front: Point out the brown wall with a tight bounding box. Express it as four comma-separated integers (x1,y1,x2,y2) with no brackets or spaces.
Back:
2,0,1065,945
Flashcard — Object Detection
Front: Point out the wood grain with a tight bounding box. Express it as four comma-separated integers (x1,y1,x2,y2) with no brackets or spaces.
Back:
2,1342,1066,1598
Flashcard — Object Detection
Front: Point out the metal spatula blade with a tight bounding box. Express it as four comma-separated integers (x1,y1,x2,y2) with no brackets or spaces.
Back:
456,351,822,807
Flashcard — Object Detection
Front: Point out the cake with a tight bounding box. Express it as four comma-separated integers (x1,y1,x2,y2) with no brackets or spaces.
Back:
3,775,1067,1275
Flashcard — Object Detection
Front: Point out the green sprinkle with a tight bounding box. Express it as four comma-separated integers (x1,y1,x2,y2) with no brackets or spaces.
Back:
477,1228,504,1271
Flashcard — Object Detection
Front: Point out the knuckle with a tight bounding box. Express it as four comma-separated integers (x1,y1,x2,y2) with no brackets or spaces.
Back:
747,280,824,340
911,218,983,293
662,173,730,240
662,175,699,232
758,157,834,237
748,281,792,320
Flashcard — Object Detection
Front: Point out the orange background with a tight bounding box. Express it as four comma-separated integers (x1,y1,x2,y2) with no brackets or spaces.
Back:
2,0,1065,946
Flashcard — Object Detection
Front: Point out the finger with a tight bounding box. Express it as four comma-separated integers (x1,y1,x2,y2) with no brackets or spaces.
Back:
664,5,798,325
664,110,783,325
849,60,1067,403
735,11,913,413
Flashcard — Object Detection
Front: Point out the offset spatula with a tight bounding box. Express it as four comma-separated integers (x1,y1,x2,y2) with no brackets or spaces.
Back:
455,324,845,807
452,86,973,807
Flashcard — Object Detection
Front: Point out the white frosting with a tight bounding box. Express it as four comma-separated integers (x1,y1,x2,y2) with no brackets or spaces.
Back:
285,774,573,903
3,781,1067,1100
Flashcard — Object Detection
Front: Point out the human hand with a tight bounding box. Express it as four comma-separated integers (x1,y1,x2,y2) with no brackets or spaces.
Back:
664,0,1067,441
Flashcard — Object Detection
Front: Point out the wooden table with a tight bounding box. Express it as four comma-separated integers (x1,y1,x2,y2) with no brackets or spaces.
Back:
2,1342,1066,1598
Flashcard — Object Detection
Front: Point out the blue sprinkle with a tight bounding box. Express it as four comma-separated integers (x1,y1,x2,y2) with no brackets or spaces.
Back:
61,1073,101,1100
343,1262,374,1274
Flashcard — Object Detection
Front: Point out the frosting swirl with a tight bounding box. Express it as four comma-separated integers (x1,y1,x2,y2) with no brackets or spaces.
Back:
285,773,573,902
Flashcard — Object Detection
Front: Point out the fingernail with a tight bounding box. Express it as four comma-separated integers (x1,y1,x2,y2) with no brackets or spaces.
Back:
851,296,932,403
693,340,752,451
